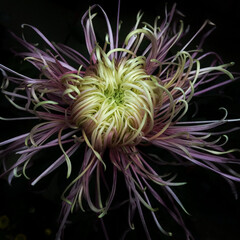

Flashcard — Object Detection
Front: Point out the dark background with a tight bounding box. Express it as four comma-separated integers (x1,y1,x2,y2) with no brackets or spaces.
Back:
1,0,240,240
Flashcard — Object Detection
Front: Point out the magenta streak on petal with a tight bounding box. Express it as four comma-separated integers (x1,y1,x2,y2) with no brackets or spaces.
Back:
56,43,90,66
114,0,121,59
95,5,115,56
81,5,101,62
21,24,68,63
123,156,151,240
0,133,29,147
31,142,80,185
154,140,240,181
0,64,34,81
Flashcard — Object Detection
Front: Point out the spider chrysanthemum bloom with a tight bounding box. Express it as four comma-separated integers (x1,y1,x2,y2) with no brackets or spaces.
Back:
1,2,240,239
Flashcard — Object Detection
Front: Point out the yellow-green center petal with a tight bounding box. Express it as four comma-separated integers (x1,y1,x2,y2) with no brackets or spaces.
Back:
66,47,162,150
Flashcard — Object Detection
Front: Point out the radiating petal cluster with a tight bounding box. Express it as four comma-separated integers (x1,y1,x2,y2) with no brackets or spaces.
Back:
0,3,240,240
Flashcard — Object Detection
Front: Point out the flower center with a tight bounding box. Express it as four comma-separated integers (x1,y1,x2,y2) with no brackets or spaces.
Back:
65,48,162,150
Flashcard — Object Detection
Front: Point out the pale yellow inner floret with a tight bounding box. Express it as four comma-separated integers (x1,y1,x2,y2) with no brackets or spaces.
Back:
64,48,162,150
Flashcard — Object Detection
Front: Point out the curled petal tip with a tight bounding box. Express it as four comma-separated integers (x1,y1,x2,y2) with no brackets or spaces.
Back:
207,20,216,26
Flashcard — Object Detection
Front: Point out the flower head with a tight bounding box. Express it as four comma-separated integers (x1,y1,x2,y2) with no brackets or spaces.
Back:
68,46,163,151
1,2,240,239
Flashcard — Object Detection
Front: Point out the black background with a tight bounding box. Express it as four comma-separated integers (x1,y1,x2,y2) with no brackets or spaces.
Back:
1,0,240,240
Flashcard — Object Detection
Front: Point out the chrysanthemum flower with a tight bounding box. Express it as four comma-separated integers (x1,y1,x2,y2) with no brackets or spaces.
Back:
1,3,240,239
